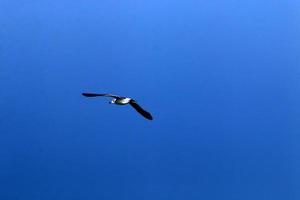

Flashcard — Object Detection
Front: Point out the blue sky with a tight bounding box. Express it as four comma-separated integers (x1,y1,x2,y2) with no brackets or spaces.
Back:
0,0,299,199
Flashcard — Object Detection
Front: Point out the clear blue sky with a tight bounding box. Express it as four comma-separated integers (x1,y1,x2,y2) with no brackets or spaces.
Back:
0,0,299,199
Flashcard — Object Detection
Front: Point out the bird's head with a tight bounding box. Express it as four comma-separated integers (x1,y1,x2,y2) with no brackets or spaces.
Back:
109,99,116,104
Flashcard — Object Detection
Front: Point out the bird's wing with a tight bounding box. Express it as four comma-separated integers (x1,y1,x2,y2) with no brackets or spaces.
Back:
129,100,153,120
82,93,120,98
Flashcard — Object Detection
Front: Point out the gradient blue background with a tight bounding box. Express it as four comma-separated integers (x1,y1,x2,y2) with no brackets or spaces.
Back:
0,0,299,199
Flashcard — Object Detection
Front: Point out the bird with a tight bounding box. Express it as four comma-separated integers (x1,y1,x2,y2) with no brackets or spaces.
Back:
82,93,153,120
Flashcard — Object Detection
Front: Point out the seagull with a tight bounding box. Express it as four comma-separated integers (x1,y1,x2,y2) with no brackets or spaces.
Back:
82,93,153,120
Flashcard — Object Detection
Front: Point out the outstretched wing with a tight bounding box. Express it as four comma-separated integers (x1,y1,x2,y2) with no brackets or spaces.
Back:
129,100,153,120
82,93,120,98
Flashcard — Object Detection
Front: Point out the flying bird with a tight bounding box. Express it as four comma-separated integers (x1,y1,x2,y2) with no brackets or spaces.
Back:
82,93,153,120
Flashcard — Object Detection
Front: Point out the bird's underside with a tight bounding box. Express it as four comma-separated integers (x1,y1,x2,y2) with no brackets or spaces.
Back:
82,93,153,120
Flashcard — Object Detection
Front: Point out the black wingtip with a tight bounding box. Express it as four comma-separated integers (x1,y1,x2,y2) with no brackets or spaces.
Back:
129,100,153,120
146,114,153,120
141,115,153,120
82,93,99,97
139,113,153,120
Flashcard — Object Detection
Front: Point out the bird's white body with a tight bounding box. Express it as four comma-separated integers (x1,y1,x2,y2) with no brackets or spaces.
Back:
111,97,131,105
